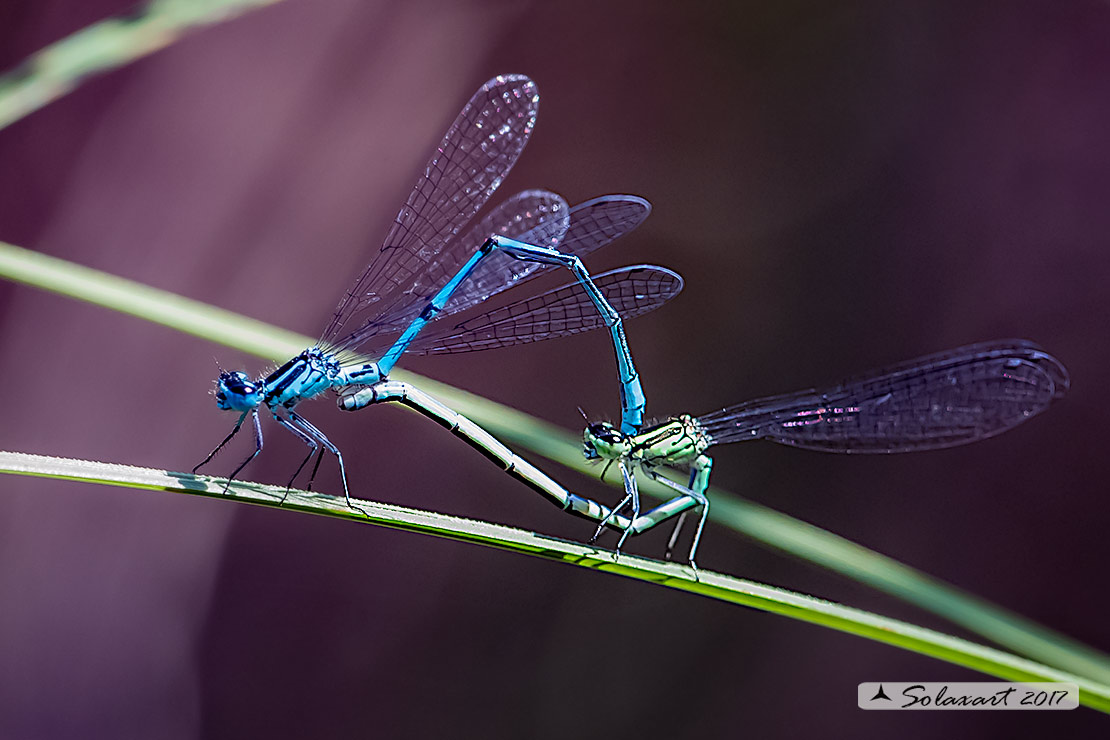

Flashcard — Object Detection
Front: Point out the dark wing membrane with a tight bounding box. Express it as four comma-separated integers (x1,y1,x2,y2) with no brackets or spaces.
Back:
697,340,1069,451
338,189,568,361
319,75,539,354
336,192,654,362
437,190,572,316
434,194,653,319
407,265,683,354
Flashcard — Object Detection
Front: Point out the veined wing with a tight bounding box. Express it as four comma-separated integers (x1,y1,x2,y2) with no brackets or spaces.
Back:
696,340,1068,451
437,194,653,318
407,265,683,354
333,189,569,361
335,193,654,361
320,74,539,354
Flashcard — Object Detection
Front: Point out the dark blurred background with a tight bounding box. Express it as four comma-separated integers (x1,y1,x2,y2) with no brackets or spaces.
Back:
1,0,1108,737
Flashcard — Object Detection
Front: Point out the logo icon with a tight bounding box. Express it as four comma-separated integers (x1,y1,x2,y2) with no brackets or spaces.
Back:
870,684,892,702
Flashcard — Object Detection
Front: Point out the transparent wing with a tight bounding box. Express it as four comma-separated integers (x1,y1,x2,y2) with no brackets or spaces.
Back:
696,340,1069,451
319,74,539,353
332,189,568,361
437,194,652,318
335,193,654,362
407,265,683,354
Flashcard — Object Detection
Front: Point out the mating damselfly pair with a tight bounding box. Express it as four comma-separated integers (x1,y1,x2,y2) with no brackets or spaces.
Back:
194,74,675,527
195,74,1069,572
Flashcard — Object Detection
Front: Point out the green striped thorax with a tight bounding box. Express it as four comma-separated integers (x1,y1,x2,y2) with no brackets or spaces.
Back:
583,414,711,467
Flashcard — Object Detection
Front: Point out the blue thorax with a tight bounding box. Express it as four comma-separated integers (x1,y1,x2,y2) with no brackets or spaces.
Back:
216,348,384,413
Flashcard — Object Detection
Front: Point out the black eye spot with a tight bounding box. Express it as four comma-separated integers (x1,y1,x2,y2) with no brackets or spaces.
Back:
226,378,254,394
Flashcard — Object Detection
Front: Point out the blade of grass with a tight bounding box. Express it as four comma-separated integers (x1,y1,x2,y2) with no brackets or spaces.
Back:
4,2,1107,685
0,0,283,131
2,449,1108,713
2,239,1108,685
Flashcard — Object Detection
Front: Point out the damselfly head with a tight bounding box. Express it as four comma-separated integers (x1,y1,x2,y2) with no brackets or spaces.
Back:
215,370,264,412
582,421,630,460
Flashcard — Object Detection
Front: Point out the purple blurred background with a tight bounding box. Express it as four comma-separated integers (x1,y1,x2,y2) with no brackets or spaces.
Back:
2,0,1109,737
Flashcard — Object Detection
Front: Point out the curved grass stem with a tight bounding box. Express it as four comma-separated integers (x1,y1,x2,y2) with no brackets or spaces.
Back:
2,449,1109,713
2,239,1109,687
5,3,1107,716
0,0,283,130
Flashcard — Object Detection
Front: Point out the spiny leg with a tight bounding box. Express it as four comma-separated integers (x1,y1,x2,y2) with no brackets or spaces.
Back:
305,447,327,492
221,410,264,494
284,425,329,493
614,459,640,551
590,458,636,546
270,411,318,504
288,411,368,517
687,493,711,578
589,493,630,543
639,465,710,577
193,411,248,474
684,455,713,574
661,464,700,560
664,511,689,562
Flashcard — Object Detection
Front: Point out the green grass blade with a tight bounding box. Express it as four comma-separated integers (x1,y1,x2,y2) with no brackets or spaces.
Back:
2,449,1108,713
3,1,1106,684
0,241,306,357
2,238,1108,685
0,0,283,131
